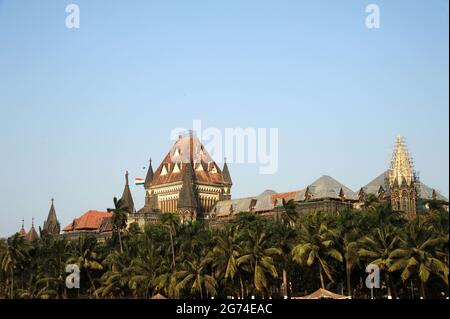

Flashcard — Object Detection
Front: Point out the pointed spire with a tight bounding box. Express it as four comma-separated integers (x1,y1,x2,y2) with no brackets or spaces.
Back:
144,159,154,188
26,217,39,241
19,218,26,236
43,198,60,235
222,157,232,185
120,170,134,213
178,162,198,209
389,136,415,187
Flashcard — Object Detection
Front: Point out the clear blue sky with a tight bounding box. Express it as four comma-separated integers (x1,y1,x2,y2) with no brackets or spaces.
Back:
0,0,448,237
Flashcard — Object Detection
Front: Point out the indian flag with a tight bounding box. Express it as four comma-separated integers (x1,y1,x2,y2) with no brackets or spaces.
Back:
134,178,145,185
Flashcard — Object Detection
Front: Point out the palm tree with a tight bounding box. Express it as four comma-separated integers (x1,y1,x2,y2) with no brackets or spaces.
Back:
358,224,400,298
159,213,180,269
129,244,162,298
112,197,129,253
34,235,72,298
292,212,343,289
237,227,281,297
277,199,298,226
67,235,103,298
97,249,135,298
337,209,361,297
175,257,217,299
210,226,243,297
1,233,30,299
388,217,448,298
270,221,296,297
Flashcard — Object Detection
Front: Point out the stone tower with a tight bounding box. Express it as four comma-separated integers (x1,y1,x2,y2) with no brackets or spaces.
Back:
43,198,60,235
388,136,417,219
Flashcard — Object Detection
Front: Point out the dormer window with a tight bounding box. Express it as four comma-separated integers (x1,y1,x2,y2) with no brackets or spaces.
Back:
161,164,168,176
195,163,204,171
173,163,180,173
209,162,217,173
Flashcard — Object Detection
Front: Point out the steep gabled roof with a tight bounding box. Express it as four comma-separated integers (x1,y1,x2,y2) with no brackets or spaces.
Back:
120,171,135,213
177,162,198,209
222,160,232,185
151,134,226,186
26,219,39,241
18,219,26,236
144,159,154,188
43,198,60,235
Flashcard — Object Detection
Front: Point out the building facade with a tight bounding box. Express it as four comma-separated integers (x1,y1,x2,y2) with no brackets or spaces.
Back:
136,132,232,222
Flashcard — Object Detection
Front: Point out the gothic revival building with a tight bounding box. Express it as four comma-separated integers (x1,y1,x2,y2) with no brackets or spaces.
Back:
18,134,447,237
135,132,232,222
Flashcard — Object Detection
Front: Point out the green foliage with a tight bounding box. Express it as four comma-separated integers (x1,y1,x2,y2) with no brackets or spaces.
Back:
0,201,448,299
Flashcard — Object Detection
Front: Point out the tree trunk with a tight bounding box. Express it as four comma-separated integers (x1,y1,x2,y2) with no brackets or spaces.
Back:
10,267,14,299
240,276,244,299
346,265,352,297
282,269,288,297
387,273,397,299
319,266,325,289
86,270,97,298
169,230,176,268
384,272,393,297
118,231,123,253
420,280,426,299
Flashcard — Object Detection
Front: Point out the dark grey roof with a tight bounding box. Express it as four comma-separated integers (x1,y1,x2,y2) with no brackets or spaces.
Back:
362,171,448,202
144,159,154,188
222,161,232,185
213,197,256,217
254,190,277,212
120,171,135,213
306,175,358,200
43,198,60,235
177,162,198,209
361,172,389,195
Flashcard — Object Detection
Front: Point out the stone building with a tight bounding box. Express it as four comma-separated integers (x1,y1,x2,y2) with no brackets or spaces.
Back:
135,132,232,222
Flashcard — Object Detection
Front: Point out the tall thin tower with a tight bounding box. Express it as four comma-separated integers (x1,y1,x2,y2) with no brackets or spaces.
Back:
388,136,417,219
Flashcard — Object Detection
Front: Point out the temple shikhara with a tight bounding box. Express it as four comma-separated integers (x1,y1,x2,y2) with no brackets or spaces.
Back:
17,134,448,239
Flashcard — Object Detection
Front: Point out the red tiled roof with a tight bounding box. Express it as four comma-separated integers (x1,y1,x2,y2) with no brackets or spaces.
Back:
271,191,301,204
151,135,226,186
26,226,39,241
63,210,112,233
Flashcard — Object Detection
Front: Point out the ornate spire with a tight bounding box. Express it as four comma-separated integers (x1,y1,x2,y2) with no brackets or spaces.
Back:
222,157,232,185
43,198,60,235
120,170,134,213
144,159,154,188
389,136,415,187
